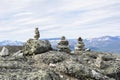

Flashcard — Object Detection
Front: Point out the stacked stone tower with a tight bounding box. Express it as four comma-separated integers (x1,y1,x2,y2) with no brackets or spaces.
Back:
23,27,52,56
34,27,40,40
75,37,85,51
57,36,71,53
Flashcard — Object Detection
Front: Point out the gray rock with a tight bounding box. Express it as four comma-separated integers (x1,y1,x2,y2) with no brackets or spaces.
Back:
104,60,120,80
0,62,62,80
0,49,119,80
56,60,114,80
94,55,104,68
33,51,70,64
56,60,92,79
91,70,110,80
12,50,24,59
23,39,52,55
0,47,9,57
102,54,116,61
24,69,62,80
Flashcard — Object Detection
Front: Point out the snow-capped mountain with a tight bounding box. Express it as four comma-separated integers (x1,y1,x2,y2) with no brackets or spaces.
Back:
87,36,120,42
0,36,120,54
0,40,23,46
47,36,120,54
85,36,120,54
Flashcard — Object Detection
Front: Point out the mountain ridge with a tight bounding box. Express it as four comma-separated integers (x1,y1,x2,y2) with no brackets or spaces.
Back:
0,36,120,54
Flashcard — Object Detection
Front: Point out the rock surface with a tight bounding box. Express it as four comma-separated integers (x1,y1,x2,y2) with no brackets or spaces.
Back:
22,39,52,55
0,47,9,57
12,50,24,59
0,49,119,80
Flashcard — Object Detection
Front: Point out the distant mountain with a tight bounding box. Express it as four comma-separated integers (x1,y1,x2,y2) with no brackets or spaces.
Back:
85,36,120,54
0,36,120,54
0,40,23,46
47,36,120,54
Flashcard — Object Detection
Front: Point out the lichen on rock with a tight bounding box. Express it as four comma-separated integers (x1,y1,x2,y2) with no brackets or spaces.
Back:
22,39,52,55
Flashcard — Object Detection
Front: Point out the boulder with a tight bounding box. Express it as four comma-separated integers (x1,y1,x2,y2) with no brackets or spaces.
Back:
0,47,9,57
23,39,52,55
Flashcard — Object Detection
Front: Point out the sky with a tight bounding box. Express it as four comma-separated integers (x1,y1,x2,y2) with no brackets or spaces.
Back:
0,0,120,41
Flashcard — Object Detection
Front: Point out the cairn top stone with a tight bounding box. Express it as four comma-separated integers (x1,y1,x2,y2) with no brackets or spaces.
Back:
78,37,83,41
34,27,40,40
58,36,69,46
61,36,65,40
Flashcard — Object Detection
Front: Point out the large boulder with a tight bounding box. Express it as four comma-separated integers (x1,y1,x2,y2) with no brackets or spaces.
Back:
0,47,9,57
23,39,52,55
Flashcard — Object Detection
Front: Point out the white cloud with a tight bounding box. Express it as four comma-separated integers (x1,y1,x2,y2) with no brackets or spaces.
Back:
0,0,120,41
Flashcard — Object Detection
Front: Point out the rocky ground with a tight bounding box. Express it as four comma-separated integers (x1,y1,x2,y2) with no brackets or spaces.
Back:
0,50,120,80
0,39,120,80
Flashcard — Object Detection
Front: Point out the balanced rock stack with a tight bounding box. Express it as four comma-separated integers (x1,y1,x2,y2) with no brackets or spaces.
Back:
34,27,40,40
75,37,85,51
23,27,52,55
57,36,71,53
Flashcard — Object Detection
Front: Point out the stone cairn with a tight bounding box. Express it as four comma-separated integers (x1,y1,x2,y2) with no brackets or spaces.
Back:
34,27,40,40
57,36,71,53
23,27,52,56
75,37,85,51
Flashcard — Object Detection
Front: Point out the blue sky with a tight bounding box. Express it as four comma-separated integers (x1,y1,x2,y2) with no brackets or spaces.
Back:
0,0,120,41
